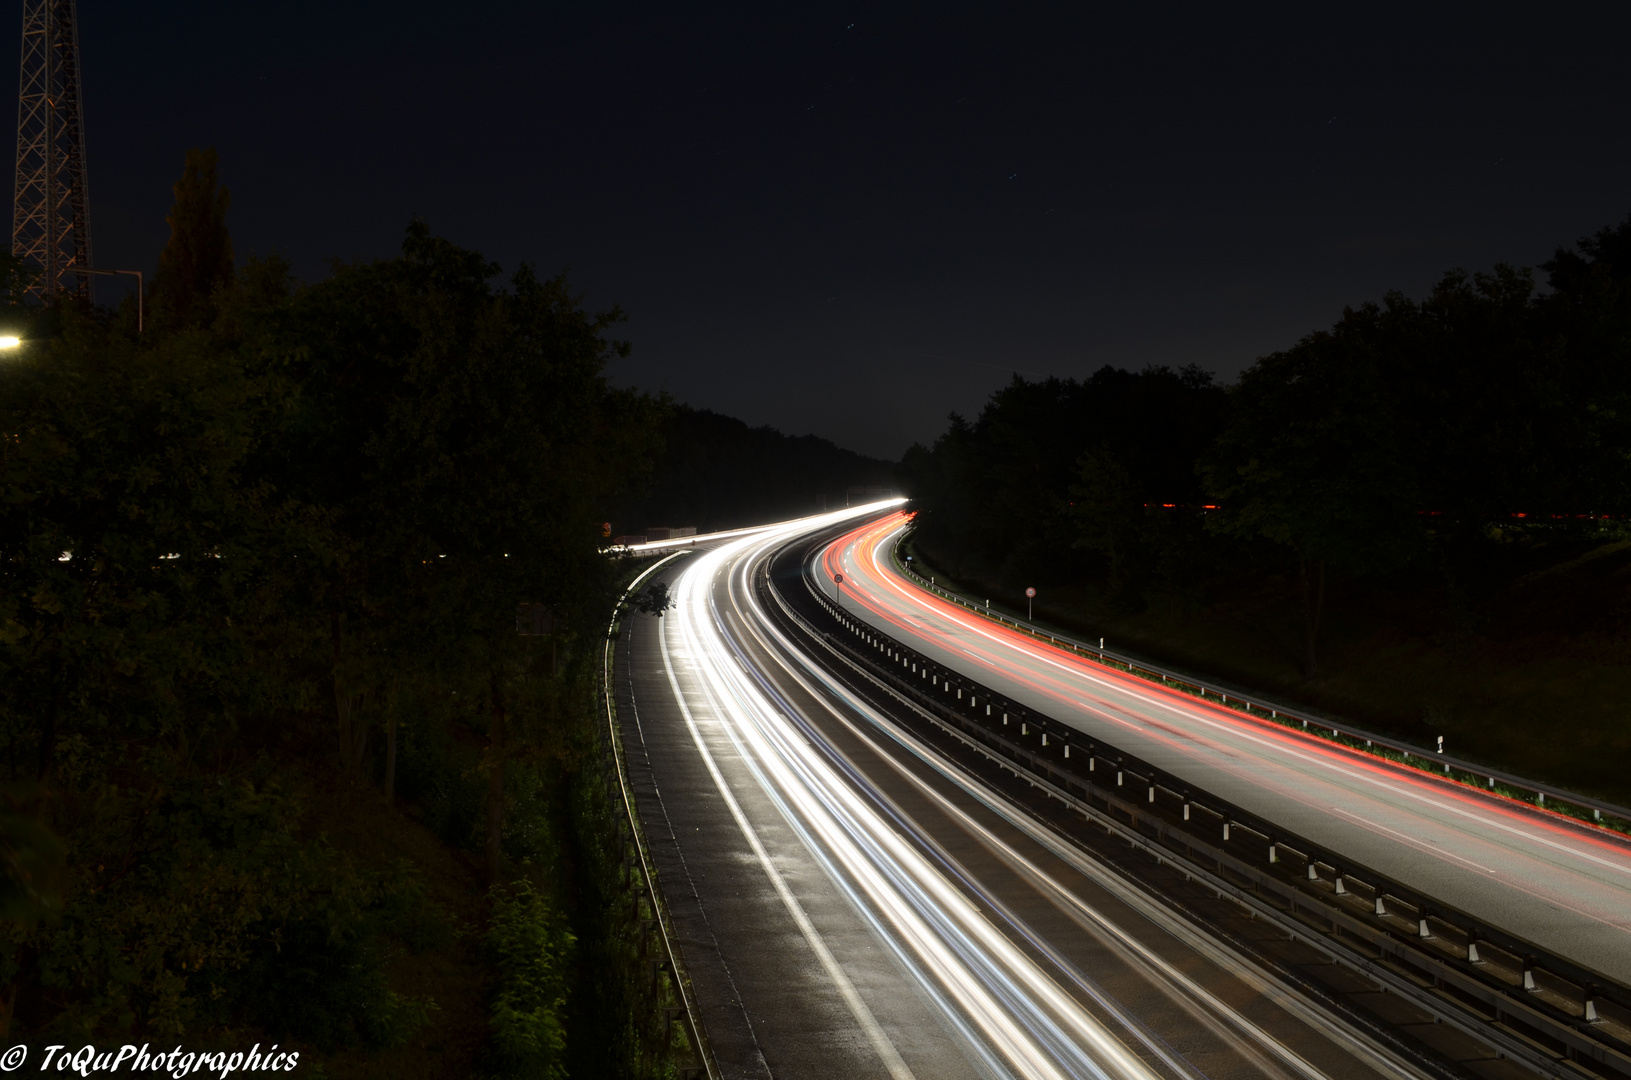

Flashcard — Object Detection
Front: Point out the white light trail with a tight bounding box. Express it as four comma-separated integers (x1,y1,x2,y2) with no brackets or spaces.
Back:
660,519,1171,1080
727,578,1417,1080
832,516,1631,978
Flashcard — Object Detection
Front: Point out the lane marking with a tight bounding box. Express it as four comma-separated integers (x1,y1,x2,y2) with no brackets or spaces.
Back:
856,524,1631,884
742,560,1420,1080
1326,807,1499,876
661,587,918,1080
1327,808,1631,931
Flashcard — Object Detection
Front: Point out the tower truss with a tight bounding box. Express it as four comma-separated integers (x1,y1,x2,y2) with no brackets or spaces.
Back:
13,0,91,300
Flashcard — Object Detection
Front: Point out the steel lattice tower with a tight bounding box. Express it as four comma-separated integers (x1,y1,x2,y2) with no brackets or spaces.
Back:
12,0,90,300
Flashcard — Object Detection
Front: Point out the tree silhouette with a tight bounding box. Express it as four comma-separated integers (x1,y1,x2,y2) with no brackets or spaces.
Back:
151,148,234,327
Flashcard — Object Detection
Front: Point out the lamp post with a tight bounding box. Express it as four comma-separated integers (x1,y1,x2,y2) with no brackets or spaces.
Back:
66,267,144,332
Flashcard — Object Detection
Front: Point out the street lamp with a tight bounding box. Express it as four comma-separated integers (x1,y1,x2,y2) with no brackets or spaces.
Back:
0,336,20,349
66,267,144,332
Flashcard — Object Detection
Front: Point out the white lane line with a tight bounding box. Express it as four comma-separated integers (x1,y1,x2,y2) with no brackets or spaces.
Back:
741,568,1423,1080
733,572,1217,1080
725,552,1178,1080
860,526,1631,881
703,573,1103,1080
1326,808,1631,931
660,579,918,1080
1326,807,1499,876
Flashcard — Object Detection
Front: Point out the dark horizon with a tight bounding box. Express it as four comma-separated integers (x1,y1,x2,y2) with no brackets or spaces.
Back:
28,1,1631,459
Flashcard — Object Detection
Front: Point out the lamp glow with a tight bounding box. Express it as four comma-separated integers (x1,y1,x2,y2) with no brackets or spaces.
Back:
0,336,21,349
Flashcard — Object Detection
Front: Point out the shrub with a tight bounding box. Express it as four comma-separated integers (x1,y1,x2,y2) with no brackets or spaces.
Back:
484,878,572,1079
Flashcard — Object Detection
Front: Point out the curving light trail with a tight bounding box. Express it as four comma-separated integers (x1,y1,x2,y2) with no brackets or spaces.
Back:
668,527,1155,1080
820,514,1631,983
652,504,1418,1080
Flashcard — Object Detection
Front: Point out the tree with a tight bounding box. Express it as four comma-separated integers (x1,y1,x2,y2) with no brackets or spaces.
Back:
0,176,671,1045
608,404,890,534
1068,446,1139,589
1537,217,1631,517
267,222,662,880
1201,307,1428,678
903,365,1225,595
150,148,234,328
0,306,276,778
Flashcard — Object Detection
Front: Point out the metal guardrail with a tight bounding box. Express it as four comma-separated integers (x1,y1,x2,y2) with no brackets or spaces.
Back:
601,552,719,1080
770,532,1631,1080
889,534,1631,832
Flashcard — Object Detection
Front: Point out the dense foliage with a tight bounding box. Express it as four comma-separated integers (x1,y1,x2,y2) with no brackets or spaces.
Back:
901,364,1227,600
0,153,679,1074
610,404,895,534
484,879,572,1078
903,216,1631,676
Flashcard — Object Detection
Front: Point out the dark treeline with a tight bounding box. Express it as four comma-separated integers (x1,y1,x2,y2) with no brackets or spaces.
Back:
903,217,1631,682
902,363,1227,602
0,150,699,1076
610,405,896,535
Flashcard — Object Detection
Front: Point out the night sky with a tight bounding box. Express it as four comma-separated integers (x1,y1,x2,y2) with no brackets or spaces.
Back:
28,2,1631,459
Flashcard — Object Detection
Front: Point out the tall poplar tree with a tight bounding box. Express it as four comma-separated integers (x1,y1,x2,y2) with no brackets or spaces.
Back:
150,147,234,327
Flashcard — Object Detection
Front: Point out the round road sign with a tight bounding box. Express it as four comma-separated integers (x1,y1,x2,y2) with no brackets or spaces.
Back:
834,573,844,584
1025,587,1036,598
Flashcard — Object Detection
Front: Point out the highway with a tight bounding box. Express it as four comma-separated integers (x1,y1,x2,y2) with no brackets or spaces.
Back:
618,504,1473,1080
819,513,1631,988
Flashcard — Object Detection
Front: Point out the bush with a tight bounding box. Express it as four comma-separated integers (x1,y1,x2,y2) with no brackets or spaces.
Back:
2,757,432,1047
484,879,573,1079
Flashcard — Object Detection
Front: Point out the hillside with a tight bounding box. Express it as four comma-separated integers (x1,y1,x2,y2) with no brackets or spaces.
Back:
611,405,896,535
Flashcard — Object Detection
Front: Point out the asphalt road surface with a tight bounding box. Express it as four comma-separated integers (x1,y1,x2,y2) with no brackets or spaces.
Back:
819,513,1631,988
618,505,1451,1080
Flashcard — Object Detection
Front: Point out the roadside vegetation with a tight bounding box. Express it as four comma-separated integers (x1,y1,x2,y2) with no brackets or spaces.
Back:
0,148,709,1075
900,216,1631,805
609,405,895,534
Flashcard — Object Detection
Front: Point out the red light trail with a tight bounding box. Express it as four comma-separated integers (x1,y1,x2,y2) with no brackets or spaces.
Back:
819,513,1631,981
